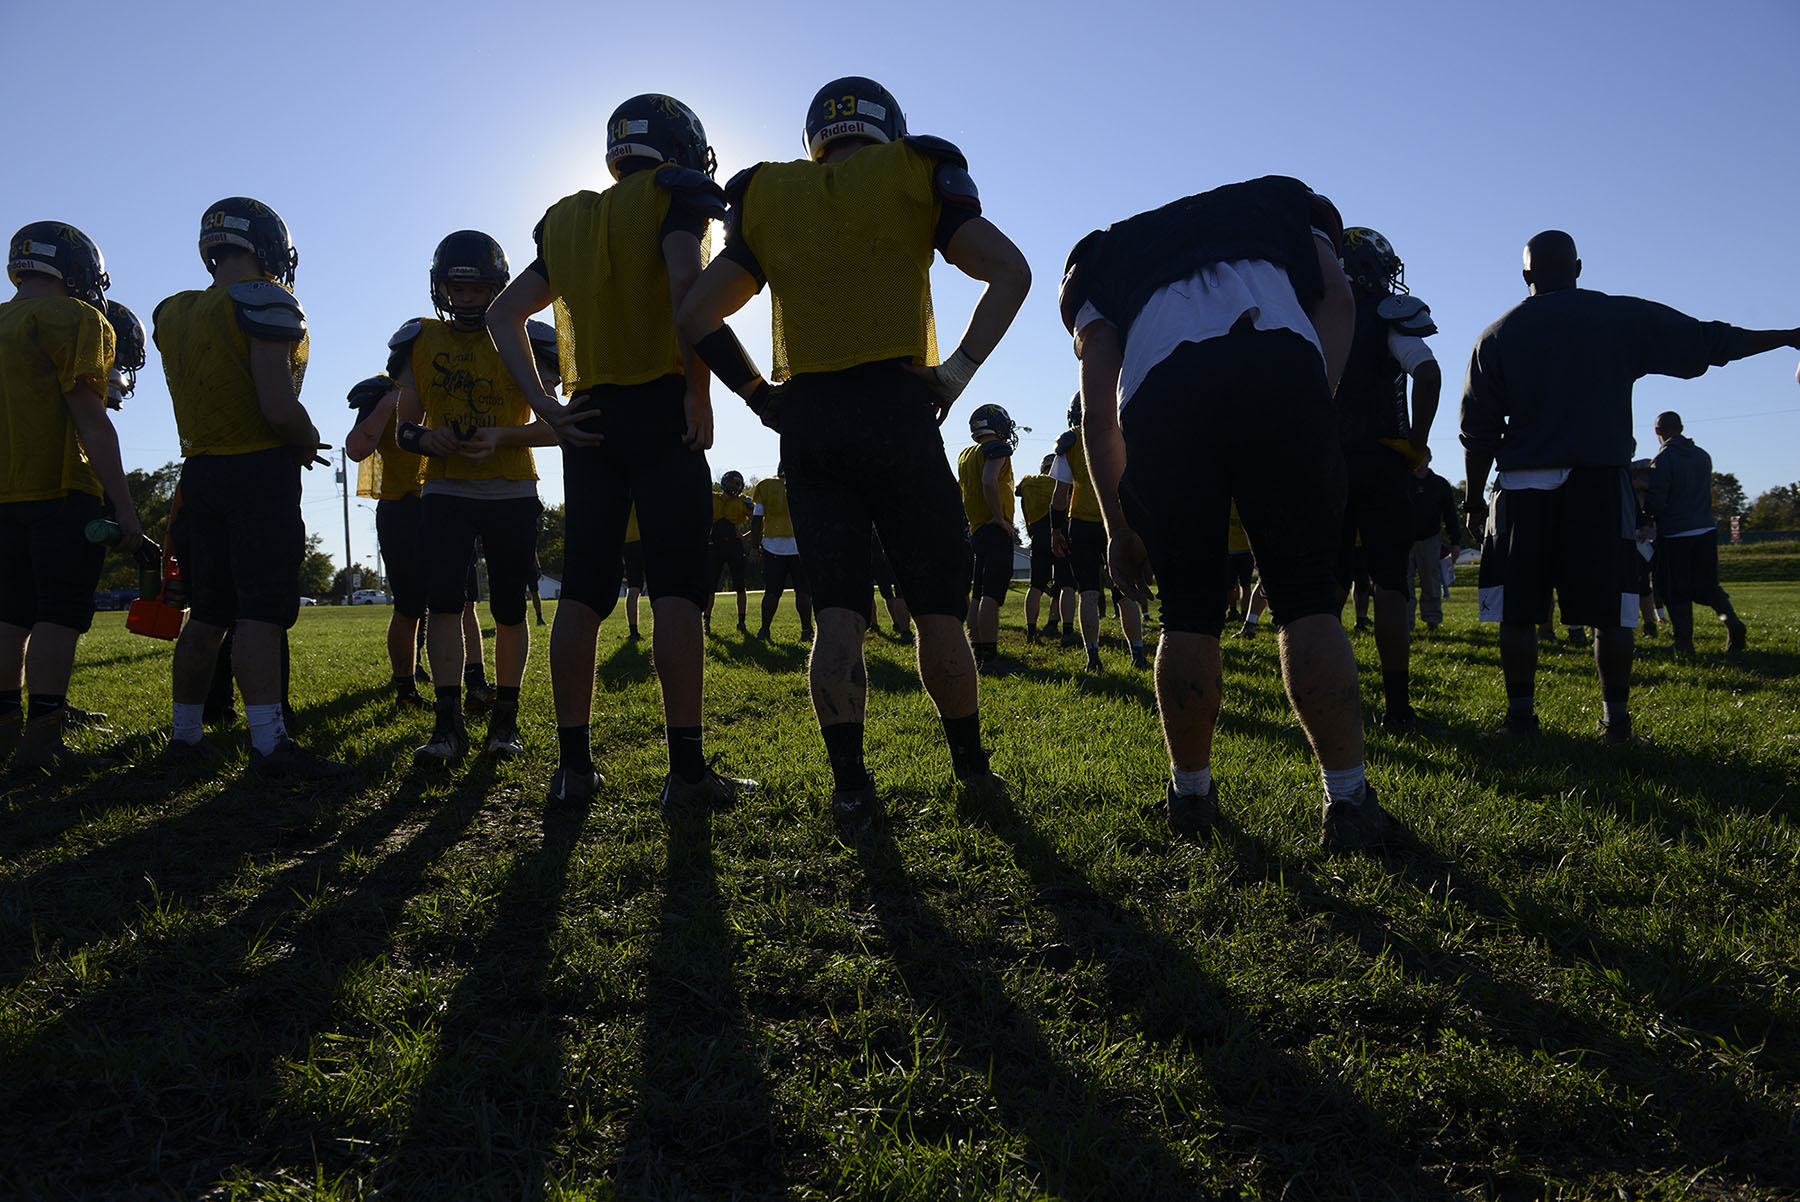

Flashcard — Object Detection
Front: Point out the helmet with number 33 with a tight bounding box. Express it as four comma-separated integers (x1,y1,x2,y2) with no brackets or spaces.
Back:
805,76,906,160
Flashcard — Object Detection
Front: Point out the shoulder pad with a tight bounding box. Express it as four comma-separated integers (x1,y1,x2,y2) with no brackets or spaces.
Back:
658,166,727,221
901,134,968,171
228,280,306,342
1054,429,1080,456
346,374,392,413
387,319,425,351
1377,293,1437,337
151,295,174,330
934,161,979,209
981,440,1011,461
723,164,766,207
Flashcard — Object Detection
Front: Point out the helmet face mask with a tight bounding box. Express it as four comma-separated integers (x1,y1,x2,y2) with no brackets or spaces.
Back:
430,230,510,325
8,221,110,306
721,470,745,496
104,300,145,406
1340,227,1404,294
805,76,906,160
199,197,297,287
969,403,1018,453
606,94,716,181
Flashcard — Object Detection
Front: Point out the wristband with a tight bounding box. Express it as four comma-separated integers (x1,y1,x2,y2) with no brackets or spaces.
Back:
396,421,439,457
693,324,767,401
930,346,984,401
1050,508,1069,534
747,381,782,432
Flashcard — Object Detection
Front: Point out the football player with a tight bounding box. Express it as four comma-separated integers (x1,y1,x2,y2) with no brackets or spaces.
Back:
749,468,811,640
678,76,1031,832
958,404,1017,671
386,230,555,766
486,93,755,808
704,469,753,633
1016,452,1067,644
1333,227,1442,730
1,223,152,771
621,503,644,640
344,372,429,712
154,198,347,778
1052,395,1149,671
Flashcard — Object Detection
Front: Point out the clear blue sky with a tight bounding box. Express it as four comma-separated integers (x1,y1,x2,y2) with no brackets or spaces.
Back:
12,0,1798,574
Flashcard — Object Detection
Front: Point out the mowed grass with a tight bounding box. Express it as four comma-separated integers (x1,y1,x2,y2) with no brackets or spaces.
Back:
2,576,1797,1200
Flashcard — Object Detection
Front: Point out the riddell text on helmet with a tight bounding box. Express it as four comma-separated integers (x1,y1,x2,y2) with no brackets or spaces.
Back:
815,120,874,144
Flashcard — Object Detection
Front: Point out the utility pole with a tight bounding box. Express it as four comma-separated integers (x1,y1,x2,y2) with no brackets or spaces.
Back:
339,448,353,604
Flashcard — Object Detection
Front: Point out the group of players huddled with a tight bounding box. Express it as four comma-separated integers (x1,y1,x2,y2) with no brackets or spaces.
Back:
8,76,1796,848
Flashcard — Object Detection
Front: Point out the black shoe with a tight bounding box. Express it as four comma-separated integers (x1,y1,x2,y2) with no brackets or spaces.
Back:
755,626,771,640
895,628,914,645
1321,782,1400,851
831,783,883,833
628,629,641,641
160,735,223,770
1234,623,1257,640
1060,631,1083,649
800,627,814,643
738,617,748,633
1378,709,1440,735
395,691,432,714
1725,617,1747,652
415,663,431,685
1084,650,1103,672
1597,719,1653,748
1353,618,1372,633
1483,714,1541,740
412,724,470,768
1130,647,1151,671
1166,780,1218,836
547,762,602,805
660,764,757,809
464,679,495,716
251,737,353,780
485,707,524,759
62,705,109,730
977,655,1016,677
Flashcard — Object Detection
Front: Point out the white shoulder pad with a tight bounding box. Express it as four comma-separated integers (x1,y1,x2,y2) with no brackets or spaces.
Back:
228,280,307,342
1376,293,1437,337
388,318,425,350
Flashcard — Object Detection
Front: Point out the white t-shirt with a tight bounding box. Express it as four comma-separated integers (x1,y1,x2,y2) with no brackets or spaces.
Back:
1073,232,1338,410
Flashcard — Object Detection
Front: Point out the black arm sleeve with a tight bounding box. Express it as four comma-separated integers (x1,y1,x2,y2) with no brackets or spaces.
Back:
527,214,551,287
720,222,767,288
661,202,708,242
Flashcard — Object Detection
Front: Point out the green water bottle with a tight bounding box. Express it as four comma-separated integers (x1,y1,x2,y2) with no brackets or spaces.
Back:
84,518,122,546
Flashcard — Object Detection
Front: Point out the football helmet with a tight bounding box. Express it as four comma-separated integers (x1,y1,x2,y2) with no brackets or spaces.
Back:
105,300,145,406
430,230,510,324
7,221,109,305
199,198,297,286
1067,393,1082,428
969,404,1018,452
806,76,906,160
526,319,561,387
346,374,393,414
1340,227,1404,294
721,469,745,496
606,94,716,180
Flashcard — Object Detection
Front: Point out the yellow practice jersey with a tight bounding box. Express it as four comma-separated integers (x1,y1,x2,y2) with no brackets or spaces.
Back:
1016,474,1055,528
624,503,640,545
0,296,112,502
738,139,942,381
752,476,795,540
712,488,752,528
356,411,423,501
958,439,1014,529
1056,430,1103,523
399,319,536,483
155,282,307,457
1228,503,1250,553
539,163,713,391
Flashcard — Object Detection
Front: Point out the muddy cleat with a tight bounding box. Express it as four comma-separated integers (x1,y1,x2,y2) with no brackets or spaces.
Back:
1597,720,1653,748
464,679,495,716
1378,709,1440,735
412,724,470,768
755,625,771,640
1059,629,1083,649
10,712,116,775
1483,714,1540,740
160,736,224,770
895,627,914,645
547,762,602,805
660,764,757,810
1321,783,1401,851
1725,617,1747,652
485,706,524,759
977,655,1016,677
830,783,883,834
250,737,353,780
1166,780,1218,836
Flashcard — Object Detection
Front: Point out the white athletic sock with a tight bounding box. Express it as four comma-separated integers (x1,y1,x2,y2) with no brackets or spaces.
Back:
1171,765,1213,796
246,704,287,756
172,703,204,746
1321,763,1367,804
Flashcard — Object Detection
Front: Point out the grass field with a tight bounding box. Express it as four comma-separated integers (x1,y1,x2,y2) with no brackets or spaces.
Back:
3,577,1797,1200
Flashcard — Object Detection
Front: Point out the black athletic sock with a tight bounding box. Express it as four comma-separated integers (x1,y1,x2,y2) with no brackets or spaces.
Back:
433,686,462,733
668,725,706,783
822,722,870,790
464,663,488,687
941,713,989,776
496,685,521,709
1381,670,1411,717
557,724,593,769
393,674,418,697
27,693,65,722
974,640,997,662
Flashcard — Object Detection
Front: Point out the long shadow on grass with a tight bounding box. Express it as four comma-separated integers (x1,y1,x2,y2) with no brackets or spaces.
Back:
706,635,809,675
959,790,1450,1199
1228,826,1800,1191
0,767,494,1195
610,800,785,1199
847,826,1223,1201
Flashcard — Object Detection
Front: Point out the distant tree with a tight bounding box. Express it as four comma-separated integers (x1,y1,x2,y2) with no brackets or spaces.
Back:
1743,483,1800,532
97,461,184,590
329,561,378,599
301,534,337,598
537,503,565,580
1711,472,1747,535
